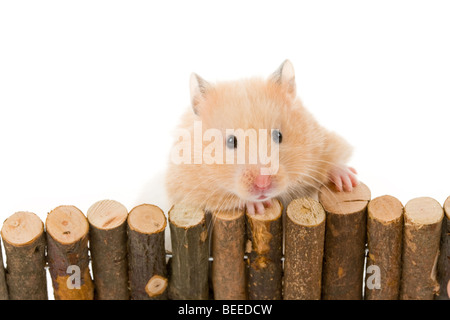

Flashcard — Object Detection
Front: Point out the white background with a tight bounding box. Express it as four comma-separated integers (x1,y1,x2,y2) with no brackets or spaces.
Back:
0,0,449,297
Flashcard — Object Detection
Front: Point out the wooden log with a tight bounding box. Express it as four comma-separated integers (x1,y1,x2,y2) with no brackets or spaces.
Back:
146,274,169,298
436,196,450,299
246,200,283,300
168,204,209,300
319,182,371,300
365,195,403,300
283,197,326,300
400,197,443,300
211,207,247,300
127,204,167,300
0,241,8,300
1,211,47,300
87,199,129,300
46,205,94,300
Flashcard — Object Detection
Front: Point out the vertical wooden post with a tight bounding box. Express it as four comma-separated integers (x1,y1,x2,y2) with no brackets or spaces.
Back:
436,196,450,300
211,208,247,300
365,195,403,300
0,241,8,300
1,211,47,300
87,199,129,300
246,200,283,300
46,205,94,300
283,197,326,300
319,182,371,300
400,197,443,300
168,205,209,300
127,204,167,300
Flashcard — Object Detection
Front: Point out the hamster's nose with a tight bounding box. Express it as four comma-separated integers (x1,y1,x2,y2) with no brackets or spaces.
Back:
254,174,272,190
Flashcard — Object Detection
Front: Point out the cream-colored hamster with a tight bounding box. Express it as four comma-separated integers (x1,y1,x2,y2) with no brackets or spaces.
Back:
165,60,358,215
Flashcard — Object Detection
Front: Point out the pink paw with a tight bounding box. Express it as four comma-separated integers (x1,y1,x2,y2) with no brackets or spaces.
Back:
328,165,359,192
243,200,273,215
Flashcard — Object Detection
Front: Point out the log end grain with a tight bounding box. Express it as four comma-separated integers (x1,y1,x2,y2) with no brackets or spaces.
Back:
368,195,403,224
1,211,44,246
319,182,371,215
128,204,166,234
404,197,443,226
146,275,168,298
87,199,128,230
46,205,89,245
168,204,205,229
213,207,245,221
287,197,325,227
246,200,282,223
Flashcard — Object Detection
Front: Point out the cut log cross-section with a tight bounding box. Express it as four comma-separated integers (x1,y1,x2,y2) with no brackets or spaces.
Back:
1,211,47,300
284,197,326,300
319,182,371,300
46,205,94,300
168,205,209,300
365,195,403,300
87,199,129,300
246,200,283,300
400,197,443,300
127,204,167,300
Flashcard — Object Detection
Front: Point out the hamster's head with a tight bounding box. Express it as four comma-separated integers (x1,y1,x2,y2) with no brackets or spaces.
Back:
168,60,326,211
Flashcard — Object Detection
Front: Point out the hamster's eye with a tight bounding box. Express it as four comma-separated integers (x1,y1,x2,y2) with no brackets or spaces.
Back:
272,129,282,144
226,135,238,149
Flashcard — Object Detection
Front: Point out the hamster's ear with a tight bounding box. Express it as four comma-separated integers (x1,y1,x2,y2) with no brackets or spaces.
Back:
190,73,210,115
270,59,296,97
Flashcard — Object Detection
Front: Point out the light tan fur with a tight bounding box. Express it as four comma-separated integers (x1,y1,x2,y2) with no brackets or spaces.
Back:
165,62,353,212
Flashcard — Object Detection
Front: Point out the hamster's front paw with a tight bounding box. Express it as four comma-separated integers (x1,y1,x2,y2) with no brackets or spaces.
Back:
328,165,359,192
243,200,273,215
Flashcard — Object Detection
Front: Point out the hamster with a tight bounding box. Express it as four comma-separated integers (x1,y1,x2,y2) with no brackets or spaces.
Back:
165,60,358,215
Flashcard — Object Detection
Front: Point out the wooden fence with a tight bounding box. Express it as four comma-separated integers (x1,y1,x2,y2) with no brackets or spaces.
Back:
0,182,448,300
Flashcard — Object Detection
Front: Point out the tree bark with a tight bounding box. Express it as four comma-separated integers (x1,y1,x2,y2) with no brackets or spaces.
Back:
168,205,209,300
436,196,450,300
46,205,94,300
87,199,129,300
1,211,47,300
319,182,371,300
0,242,8,300
127,204,167,300
283,197,326,300
211,208,247,300
246,200,283,300
365,195,403,300
400,197,443,300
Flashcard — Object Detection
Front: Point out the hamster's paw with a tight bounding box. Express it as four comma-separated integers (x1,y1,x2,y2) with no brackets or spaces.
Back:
243,200,273,215
328,165,359,192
